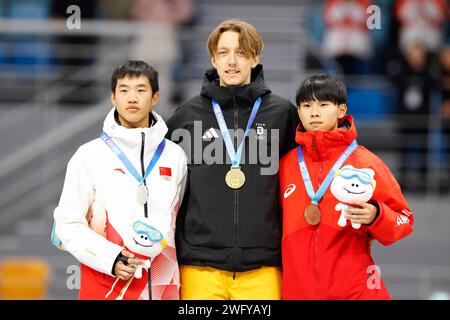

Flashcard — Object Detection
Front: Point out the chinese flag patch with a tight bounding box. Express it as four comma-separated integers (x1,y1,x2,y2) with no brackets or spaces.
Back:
159,167,172,177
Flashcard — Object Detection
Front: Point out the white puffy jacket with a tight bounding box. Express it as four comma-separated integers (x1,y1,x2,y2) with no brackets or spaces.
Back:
53,107,187,278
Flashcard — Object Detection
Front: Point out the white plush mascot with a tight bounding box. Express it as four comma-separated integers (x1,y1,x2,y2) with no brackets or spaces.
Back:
330,165,376,229
122,219,168,278
105,218,168,299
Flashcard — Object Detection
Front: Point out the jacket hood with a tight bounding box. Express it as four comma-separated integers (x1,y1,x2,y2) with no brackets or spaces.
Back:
295,115,358,161
102,107,168,153
200,64,271,108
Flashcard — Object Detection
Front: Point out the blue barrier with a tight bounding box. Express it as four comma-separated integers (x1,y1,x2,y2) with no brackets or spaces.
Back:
347,87,395,121
9,0,51,19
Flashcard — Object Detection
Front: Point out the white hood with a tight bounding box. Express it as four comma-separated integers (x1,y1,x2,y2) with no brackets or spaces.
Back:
102,107,168,155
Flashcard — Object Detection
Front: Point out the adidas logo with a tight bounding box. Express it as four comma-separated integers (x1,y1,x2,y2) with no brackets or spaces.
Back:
202,128,219,141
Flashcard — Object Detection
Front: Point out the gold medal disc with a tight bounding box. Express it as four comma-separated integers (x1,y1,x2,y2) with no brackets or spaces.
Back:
225,167,246,189
304,204,321,226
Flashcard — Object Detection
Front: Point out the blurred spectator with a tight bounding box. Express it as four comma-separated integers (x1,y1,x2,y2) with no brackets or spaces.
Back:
445,4,450,44
321,0,373,75
98,0,133,20
370,0,398,75
170,8,199,106
392,42,439,192
128,0,195,120
379,0,404,77
395,0,447,54
439,45,450,192
50,0,101,105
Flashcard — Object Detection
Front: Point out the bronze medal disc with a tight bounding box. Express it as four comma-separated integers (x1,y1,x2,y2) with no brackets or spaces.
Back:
304,204,321,225
225,167,246,189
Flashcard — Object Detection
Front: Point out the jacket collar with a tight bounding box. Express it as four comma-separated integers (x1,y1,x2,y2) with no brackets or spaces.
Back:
295,115,358,161
200,64,271,109
102,107,168,154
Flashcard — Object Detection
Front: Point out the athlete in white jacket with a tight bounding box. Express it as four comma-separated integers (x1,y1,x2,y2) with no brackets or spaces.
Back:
53,61,187,300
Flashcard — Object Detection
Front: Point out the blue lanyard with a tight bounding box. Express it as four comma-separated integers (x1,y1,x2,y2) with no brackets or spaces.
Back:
101,132,166,185
211,97,262,168
297,139,358,205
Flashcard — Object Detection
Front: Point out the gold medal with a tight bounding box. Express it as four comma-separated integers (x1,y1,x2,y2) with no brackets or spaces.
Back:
225,167,246,189
304,204,321,226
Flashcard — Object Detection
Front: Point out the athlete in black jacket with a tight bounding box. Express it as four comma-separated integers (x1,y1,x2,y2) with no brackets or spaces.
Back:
166,19,298,299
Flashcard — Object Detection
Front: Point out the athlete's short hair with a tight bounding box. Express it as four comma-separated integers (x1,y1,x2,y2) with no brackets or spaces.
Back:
296,74,347,106
111,60,159,95
207,19,264,58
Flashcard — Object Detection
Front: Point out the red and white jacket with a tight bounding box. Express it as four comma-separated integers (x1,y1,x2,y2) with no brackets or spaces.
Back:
280,115,414,300
395,0,448,52
53,107,187,300
322,0,373,59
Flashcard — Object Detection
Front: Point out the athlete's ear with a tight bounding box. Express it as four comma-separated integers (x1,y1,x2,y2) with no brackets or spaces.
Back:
151,91,160,107
338,103,347,119
111,91,116,107
211,55,217,69
252,55,260,68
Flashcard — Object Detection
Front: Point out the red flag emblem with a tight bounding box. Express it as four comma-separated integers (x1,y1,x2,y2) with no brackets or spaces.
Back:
159,167,172,177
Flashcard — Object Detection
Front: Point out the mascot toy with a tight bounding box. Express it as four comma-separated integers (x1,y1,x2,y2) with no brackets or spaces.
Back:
330,165,376,229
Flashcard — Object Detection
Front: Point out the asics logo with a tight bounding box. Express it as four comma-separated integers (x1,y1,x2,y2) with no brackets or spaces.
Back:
284,184,296,198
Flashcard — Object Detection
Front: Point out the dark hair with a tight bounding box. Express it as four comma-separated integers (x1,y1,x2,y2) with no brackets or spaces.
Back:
295,74,347,106
111,60,159,95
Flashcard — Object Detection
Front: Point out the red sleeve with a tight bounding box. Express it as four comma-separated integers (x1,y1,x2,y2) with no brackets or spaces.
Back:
366,155,414,246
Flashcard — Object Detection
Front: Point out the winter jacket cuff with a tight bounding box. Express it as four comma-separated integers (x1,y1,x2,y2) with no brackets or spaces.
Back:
366,199,386,231
104,245,125,277
367,200,380,226
111,252,122,276
366,200,403,245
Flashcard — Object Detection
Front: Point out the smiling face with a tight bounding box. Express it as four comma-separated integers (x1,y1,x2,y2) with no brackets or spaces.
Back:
298,99,347,132
123,219,167,258
111,75,159,128
330,166,375,203
211,31,259,87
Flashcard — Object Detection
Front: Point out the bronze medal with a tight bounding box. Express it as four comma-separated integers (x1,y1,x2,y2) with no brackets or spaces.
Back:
225,167,246,189
304,204,321,225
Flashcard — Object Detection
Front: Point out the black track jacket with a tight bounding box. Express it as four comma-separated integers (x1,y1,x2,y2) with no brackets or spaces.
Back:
166,65,298,272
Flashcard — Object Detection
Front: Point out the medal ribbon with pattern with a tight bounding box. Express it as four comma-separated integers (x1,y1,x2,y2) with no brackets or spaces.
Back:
101,132,166,205
211,96,262,189
297,139,358,225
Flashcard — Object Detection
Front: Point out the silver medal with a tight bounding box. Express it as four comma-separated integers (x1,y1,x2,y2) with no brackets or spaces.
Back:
137,185,148,205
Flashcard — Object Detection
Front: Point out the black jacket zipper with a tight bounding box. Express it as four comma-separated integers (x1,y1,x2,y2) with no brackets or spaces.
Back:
233,96,238,280
140,132,152,300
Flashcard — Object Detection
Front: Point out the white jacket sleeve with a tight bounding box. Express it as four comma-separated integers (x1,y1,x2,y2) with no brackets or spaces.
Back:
165,151,188,243
53,147,123,276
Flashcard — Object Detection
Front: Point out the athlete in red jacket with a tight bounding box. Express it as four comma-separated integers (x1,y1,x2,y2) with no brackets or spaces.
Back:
280,75,414,299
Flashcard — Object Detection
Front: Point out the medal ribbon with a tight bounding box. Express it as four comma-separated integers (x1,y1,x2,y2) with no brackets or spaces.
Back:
297,139,358,205
211,97,262,168
101,132,166,185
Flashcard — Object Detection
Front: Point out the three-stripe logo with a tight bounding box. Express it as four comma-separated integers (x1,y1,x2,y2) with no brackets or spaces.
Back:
202,128,219,141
